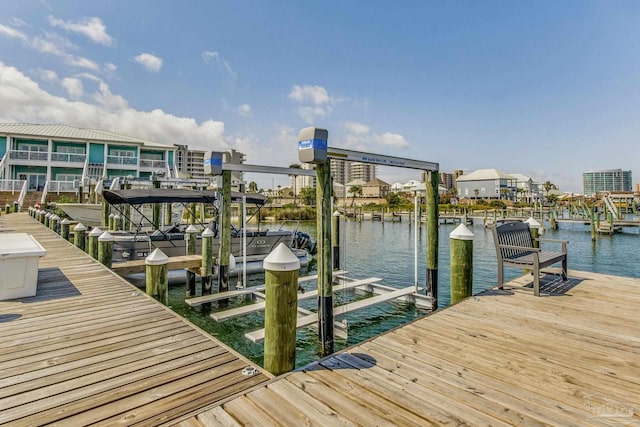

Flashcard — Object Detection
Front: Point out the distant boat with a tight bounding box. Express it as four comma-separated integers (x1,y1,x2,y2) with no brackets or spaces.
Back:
100,187,316,271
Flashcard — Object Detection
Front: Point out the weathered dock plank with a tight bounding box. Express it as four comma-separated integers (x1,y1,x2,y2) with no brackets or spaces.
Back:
180,267,640,426
0,213,271,426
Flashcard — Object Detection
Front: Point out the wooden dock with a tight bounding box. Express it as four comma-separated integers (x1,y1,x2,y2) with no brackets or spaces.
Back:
177,269,640,426
0,213,271,426
4,211,640,426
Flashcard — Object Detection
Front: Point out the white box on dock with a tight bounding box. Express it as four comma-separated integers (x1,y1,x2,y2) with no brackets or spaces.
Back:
0,233,47,300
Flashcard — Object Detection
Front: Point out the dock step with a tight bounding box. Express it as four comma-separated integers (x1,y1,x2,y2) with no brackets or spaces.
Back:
211,277,381,321
186,270,348,307
245,285,416,343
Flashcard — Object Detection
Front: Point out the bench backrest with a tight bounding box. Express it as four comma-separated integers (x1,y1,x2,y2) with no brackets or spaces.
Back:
492,221,534,260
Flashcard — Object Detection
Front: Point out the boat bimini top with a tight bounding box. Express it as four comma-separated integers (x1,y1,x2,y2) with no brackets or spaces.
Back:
103,188,267,206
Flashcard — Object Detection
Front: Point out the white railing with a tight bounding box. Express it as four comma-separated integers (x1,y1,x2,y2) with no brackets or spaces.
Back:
47,181,77,193
0,152,7,179
9,150,48,161
139,159,166,168
18,180,27,210
107,155,138,166
0,179,26,193
51,152,87,163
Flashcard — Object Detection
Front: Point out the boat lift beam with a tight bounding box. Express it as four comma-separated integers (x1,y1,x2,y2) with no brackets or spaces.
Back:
327,147,439,171
221,163,315,176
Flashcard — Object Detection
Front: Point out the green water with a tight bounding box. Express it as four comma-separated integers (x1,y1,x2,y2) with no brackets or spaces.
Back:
167,217,640,368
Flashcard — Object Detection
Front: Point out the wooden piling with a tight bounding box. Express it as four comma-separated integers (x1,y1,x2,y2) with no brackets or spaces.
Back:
60,218,70,241
74,223,87,251
201,227,214,298
108,213,115,231
49,214,59,232
217,170,232,298
44,212,51,228
316,160,333,356
450,224,473,304
101,200,109,227
88,227,102,259
332,210,340,270
185,224,198,298
525,217,540,249
425,170,439,309
98,231,113,268
152,177,161,230
263,243,300,375
145,249,169,305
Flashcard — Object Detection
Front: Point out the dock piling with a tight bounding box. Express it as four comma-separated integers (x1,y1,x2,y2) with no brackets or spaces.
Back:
88,227,102,259
450,224,474,304
145,248,169,305
98,231,113,268
73,223,87,251
201,227,214,299
185,224,198,298
263,243,300,375
425,170,439,309
60,218,70,241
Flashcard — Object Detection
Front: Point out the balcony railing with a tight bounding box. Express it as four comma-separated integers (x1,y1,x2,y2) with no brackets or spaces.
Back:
0,179,27,193
51,152,87,163
9,150,48,161
46,180,77,193
139,159,167,169
107,155,138,166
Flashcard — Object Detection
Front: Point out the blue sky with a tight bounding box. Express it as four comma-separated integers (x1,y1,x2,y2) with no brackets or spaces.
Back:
1,0,639,192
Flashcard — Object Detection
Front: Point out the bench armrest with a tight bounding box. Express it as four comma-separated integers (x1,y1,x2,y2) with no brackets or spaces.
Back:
535,237,568,254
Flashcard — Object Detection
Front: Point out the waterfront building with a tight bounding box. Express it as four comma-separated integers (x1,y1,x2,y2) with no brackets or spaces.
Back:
289,163,315,195
438,169,463,190
362,178,391,198
509,173,541,203
456,168,517,201
0,123,177,197
330,159,376,185
583,169,632,196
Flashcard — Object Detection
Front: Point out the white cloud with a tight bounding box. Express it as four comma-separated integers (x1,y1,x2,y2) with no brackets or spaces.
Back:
288,85,334,124
134,53,162,73
202,50,236,79
48,16,114,46
289,85,331,105
0,61,227,152
61,77,83,99
104,62,117,73
341,121,410,150
36,69,58,83
11,17,28,27
0,24,28,42
236,103,252,117
65,55,99,70
373,132,409,148
343,121,369,135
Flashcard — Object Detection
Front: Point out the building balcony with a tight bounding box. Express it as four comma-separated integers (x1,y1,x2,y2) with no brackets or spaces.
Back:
107,155,138,168
9,150,48,162
50,152,87,164
139,159,167,170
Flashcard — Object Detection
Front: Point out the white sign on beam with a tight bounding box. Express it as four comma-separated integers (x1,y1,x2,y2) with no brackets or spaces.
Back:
327,147,438,171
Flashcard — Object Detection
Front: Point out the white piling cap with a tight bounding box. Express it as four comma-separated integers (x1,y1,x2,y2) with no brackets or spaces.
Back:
202,227,215,237
89,227,102,237
263,242,300,272
45,212,52,217
60,218,70,225
524,217,541,227
50,215,59,221
145,248,169,265
185,224,199,234
74,223,87,231
229,253,236,270
450,223,474,240
98,231,114,241
333,210,340,217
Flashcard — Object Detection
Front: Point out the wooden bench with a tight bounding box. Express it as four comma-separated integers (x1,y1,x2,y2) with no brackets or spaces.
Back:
491,221,568,296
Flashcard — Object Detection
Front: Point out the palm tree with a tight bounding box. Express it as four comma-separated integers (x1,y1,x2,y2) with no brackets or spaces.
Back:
247,181,258,193
349,185,363,207
543,181,557,202
473,188,480,202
